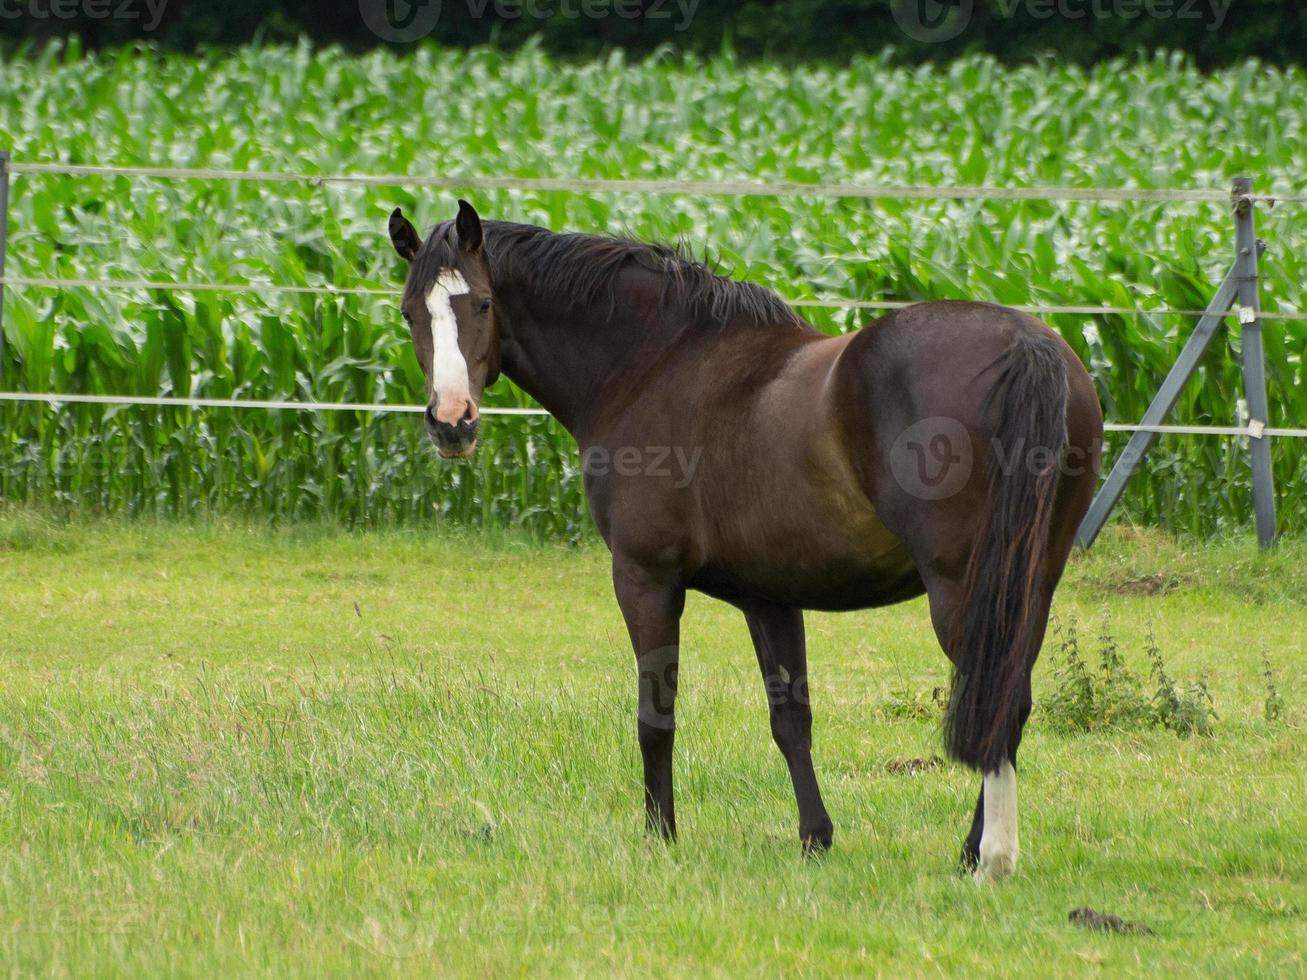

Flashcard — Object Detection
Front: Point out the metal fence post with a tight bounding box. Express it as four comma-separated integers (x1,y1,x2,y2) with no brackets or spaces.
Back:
1231,176,1277,548
1074,265,1241,550
0,150,9,388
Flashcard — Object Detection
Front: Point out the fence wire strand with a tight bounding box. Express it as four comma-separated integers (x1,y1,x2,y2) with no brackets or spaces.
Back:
1,391,1304,438
3,274,1306,321
0,391,541,416
10,160,1306,204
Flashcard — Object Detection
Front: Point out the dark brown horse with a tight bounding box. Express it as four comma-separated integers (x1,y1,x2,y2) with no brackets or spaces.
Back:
388,201,1103,881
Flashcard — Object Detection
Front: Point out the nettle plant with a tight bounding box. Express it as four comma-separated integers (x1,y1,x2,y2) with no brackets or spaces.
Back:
1042,615,1216,737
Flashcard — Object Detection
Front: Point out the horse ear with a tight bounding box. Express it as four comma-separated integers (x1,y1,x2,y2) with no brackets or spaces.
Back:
456,199,483,254
389,208,421,263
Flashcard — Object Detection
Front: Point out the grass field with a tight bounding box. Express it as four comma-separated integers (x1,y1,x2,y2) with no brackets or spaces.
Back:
0,513,1303,976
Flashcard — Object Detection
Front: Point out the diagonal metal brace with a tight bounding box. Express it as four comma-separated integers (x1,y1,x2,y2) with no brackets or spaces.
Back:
1073,251,1258,550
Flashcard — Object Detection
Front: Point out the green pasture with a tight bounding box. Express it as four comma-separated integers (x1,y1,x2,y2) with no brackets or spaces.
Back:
0,514,1303,976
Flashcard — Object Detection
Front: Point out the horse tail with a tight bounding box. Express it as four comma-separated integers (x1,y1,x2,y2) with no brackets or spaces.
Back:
943,330,1068,773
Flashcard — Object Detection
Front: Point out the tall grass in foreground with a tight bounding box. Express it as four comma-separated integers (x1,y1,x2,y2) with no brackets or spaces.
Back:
0,522,1303,974
0,43,1304,534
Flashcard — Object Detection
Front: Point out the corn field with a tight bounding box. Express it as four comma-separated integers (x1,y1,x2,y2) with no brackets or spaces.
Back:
0,41,1304,537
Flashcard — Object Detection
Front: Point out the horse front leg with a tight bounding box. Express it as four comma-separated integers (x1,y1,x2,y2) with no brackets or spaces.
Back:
744,603,834,854
612,555,685,840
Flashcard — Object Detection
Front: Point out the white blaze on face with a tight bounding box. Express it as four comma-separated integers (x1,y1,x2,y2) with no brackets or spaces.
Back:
976,761,1019,883
425,269,472,423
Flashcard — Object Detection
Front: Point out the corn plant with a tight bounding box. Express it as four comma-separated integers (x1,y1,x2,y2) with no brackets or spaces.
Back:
0,43,1303,535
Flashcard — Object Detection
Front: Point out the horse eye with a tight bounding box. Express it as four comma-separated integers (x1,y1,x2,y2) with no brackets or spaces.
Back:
478,298,492,315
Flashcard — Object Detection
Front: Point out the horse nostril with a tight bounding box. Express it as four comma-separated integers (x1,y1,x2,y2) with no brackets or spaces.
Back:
424,404,439,428
462,403,477,424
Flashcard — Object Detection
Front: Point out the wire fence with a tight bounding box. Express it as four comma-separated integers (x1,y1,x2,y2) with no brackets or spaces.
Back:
12,160,1307,203
6,272,1307,321
3,390,1306,438
6,391,1307,437
2,158,1304,438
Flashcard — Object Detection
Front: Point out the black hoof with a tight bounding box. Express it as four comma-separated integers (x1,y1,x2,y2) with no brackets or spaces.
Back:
801,823,834,857
645,815,677,843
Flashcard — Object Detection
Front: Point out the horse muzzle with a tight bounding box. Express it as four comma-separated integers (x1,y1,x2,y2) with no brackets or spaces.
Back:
425,402,480,458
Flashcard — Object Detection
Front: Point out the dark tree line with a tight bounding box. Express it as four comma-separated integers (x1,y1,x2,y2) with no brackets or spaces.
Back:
0,0,1302,67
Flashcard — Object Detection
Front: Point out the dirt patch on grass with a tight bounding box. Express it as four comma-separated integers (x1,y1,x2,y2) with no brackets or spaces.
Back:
1114,572,1183,596
1069,907,1155,936
886,756,944,775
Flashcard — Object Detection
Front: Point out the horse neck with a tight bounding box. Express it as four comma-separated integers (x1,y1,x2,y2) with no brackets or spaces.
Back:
494,269,680,439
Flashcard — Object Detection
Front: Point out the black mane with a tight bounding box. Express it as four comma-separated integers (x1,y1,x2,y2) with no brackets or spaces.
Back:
411,219,803,328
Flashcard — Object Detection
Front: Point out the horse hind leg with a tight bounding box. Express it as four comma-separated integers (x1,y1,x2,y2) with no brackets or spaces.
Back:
925,574,1045,882
744,603,834,854
975,759,1021,883
952,457,1096,878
